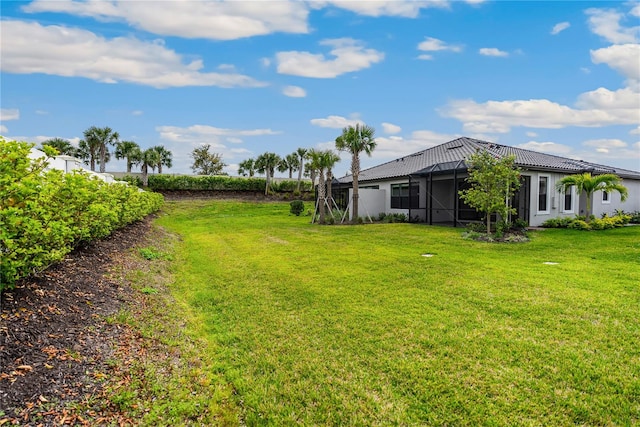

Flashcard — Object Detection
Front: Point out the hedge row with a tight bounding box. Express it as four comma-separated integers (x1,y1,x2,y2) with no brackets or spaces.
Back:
119,174,313,193
541,213,633,230
1,139,164,290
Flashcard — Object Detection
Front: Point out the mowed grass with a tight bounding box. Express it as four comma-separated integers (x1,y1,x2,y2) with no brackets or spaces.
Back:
155,200,640,426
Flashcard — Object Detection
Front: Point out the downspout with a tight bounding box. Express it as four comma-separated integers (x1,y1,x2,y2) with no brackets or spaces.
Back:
428,168,433,225
408,175,412,221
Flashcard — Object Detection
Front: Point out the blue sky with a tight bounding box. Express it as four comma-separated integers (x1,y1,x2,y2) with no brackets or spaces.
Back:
1,0,639,176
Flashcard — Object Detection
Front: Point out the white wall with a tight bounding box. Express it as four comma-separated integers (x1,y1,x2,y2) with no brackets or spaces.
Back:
348,188,386,221
527,171,640,226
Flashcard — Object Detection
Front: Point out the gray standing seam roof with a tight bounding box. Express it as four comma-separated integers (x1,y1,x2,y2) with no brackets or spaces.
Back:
337,137,640,183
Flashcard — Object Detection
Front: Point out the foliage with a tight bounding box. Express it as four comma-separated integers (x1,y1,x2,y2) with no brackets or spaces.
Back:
278,153,300,179
114,140,142,174
295,147,308,193
40,137,78,157
238,158,256,177
155,200,640,425
0,138,163,289
459,151,521,234
190,144,226,175
543,212,631,231
140,148,160,187
255,152,281,195
377,212,407,223
307,149,340,224
335,123,376,222
556,172,628,223
81,126,120,173
152,145,173,174
142,174,312,193
289,200,305,216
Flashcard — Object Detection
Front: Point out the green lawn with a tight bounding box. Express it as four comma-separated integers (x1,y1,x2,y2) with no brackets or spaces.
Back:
152,200,640,426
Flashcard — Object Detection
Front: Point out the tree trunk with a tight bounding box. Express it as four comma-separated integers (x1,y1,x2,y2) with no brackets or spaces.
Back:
318,169,326,223
142,164,149,187
296,160,304,192
126,161,132,174
327,170,333,208
158,164,163,174
265,170,271,195
585,192,592,222
90,157,96,172
351,153,360,222
99,145,106,173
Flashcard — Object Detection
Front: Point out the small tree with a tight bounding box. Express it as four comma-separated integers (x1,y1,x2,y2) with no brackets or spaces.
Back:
255,152,281,195
41,138,78,157
295,147,308,192
238,158,256,177
459,150,521,234
114,140,142,173
140,148,160,187
556,172,628,222
191,144,226,175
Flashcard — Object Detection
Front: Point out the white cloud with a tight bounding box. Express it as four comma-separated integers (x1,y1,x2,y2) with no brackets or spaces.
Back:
382,122,402,134
517,141,573,155
282,85,307,97
23,0,310,40
1,20,267,89
440,82,640,133
551,21,571,35
630,126,640,135
0,125,8,133
631,4,640,18
310,0,449,18
583,138,628,154
276,38,384,78
526,131,538,137
371,129,459,160
479,47,509,57
154,124,281,173
417,54,434,60
590,44,640,82
310,115,363,128
585,8,639,44
261,58,272,68
0,109,20,121
131,110,144,116
417,37,463,53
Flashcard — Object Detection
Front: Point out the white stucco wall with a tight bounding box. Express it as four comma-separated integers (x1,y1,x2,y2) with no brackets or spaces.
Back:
348,188,386,221
527,171,640,226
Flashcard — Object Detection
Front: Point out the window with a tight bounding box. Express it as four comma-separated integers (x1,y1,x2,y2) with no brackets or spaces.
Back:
602,190,610,204
562,185,574,213
538,175,549,213
391,182,419,209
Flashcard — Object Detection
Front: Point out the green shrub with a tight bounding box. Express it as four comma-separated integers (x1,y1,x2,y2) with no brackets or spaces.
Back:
567,219,591,230
289,200,305,216
145,174,313,193
0,138,163,290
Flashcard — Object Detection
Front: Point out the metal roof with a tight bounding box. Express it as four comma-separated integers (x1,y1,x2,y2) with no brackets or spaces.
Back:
337,137,640,183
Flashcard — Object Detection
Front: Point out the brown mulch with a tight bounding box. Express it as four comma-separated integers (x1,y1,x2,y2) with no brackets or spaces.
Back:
0,217,155,425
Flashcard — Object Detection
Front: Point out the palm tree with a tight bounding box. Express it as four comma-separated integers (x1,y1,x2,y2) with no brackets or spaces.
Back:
278,153,300,179
41,138,77,157
295,147,308,193
324,150,341,208
255,152,281,195
335,124,376,222
115,140,142,173
238,158,256,177
82,126,120,173
308,149,340,223
152,145,172,174
77,138,100,171
556,172,628,222
140,148,160,187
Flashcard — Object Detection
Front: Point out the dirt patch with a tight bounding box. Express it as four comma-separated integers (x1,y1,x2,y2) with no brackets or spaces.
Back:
0,217,154,424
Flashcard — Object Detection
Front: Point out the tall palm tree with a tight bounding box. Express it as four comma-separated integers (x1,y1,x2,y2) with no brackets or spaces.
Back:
308,149,340,223
278,153,300,179
83,126,119,173
77,138,100,171
324,150,341,208
115,140,142,173
556,172,628,222
255,152,281,195
140,148,160,187
238,158,256,177
152,145,172,174
335,124,376,222
41,137,77,157
296,147,308,192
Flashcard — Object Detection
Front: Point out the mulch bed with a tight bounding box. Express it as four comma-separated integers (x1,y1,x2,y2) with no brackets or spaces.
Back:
1,217,154,425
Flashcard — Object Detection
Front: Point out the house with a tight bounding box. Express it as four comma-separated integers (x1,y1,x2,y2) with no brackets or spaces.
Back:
334,137,640,227
28,148,118,183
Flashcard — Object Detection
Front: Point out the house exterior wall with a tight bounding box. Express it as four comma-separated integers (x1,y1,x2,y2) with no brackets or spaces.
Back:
347,188,386,220
525,170,640,226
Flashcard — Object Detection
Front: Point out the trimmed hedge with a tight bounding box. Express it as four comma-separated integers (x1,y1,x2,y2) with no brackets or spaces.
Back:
119,174,313,193
1,139,164,290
